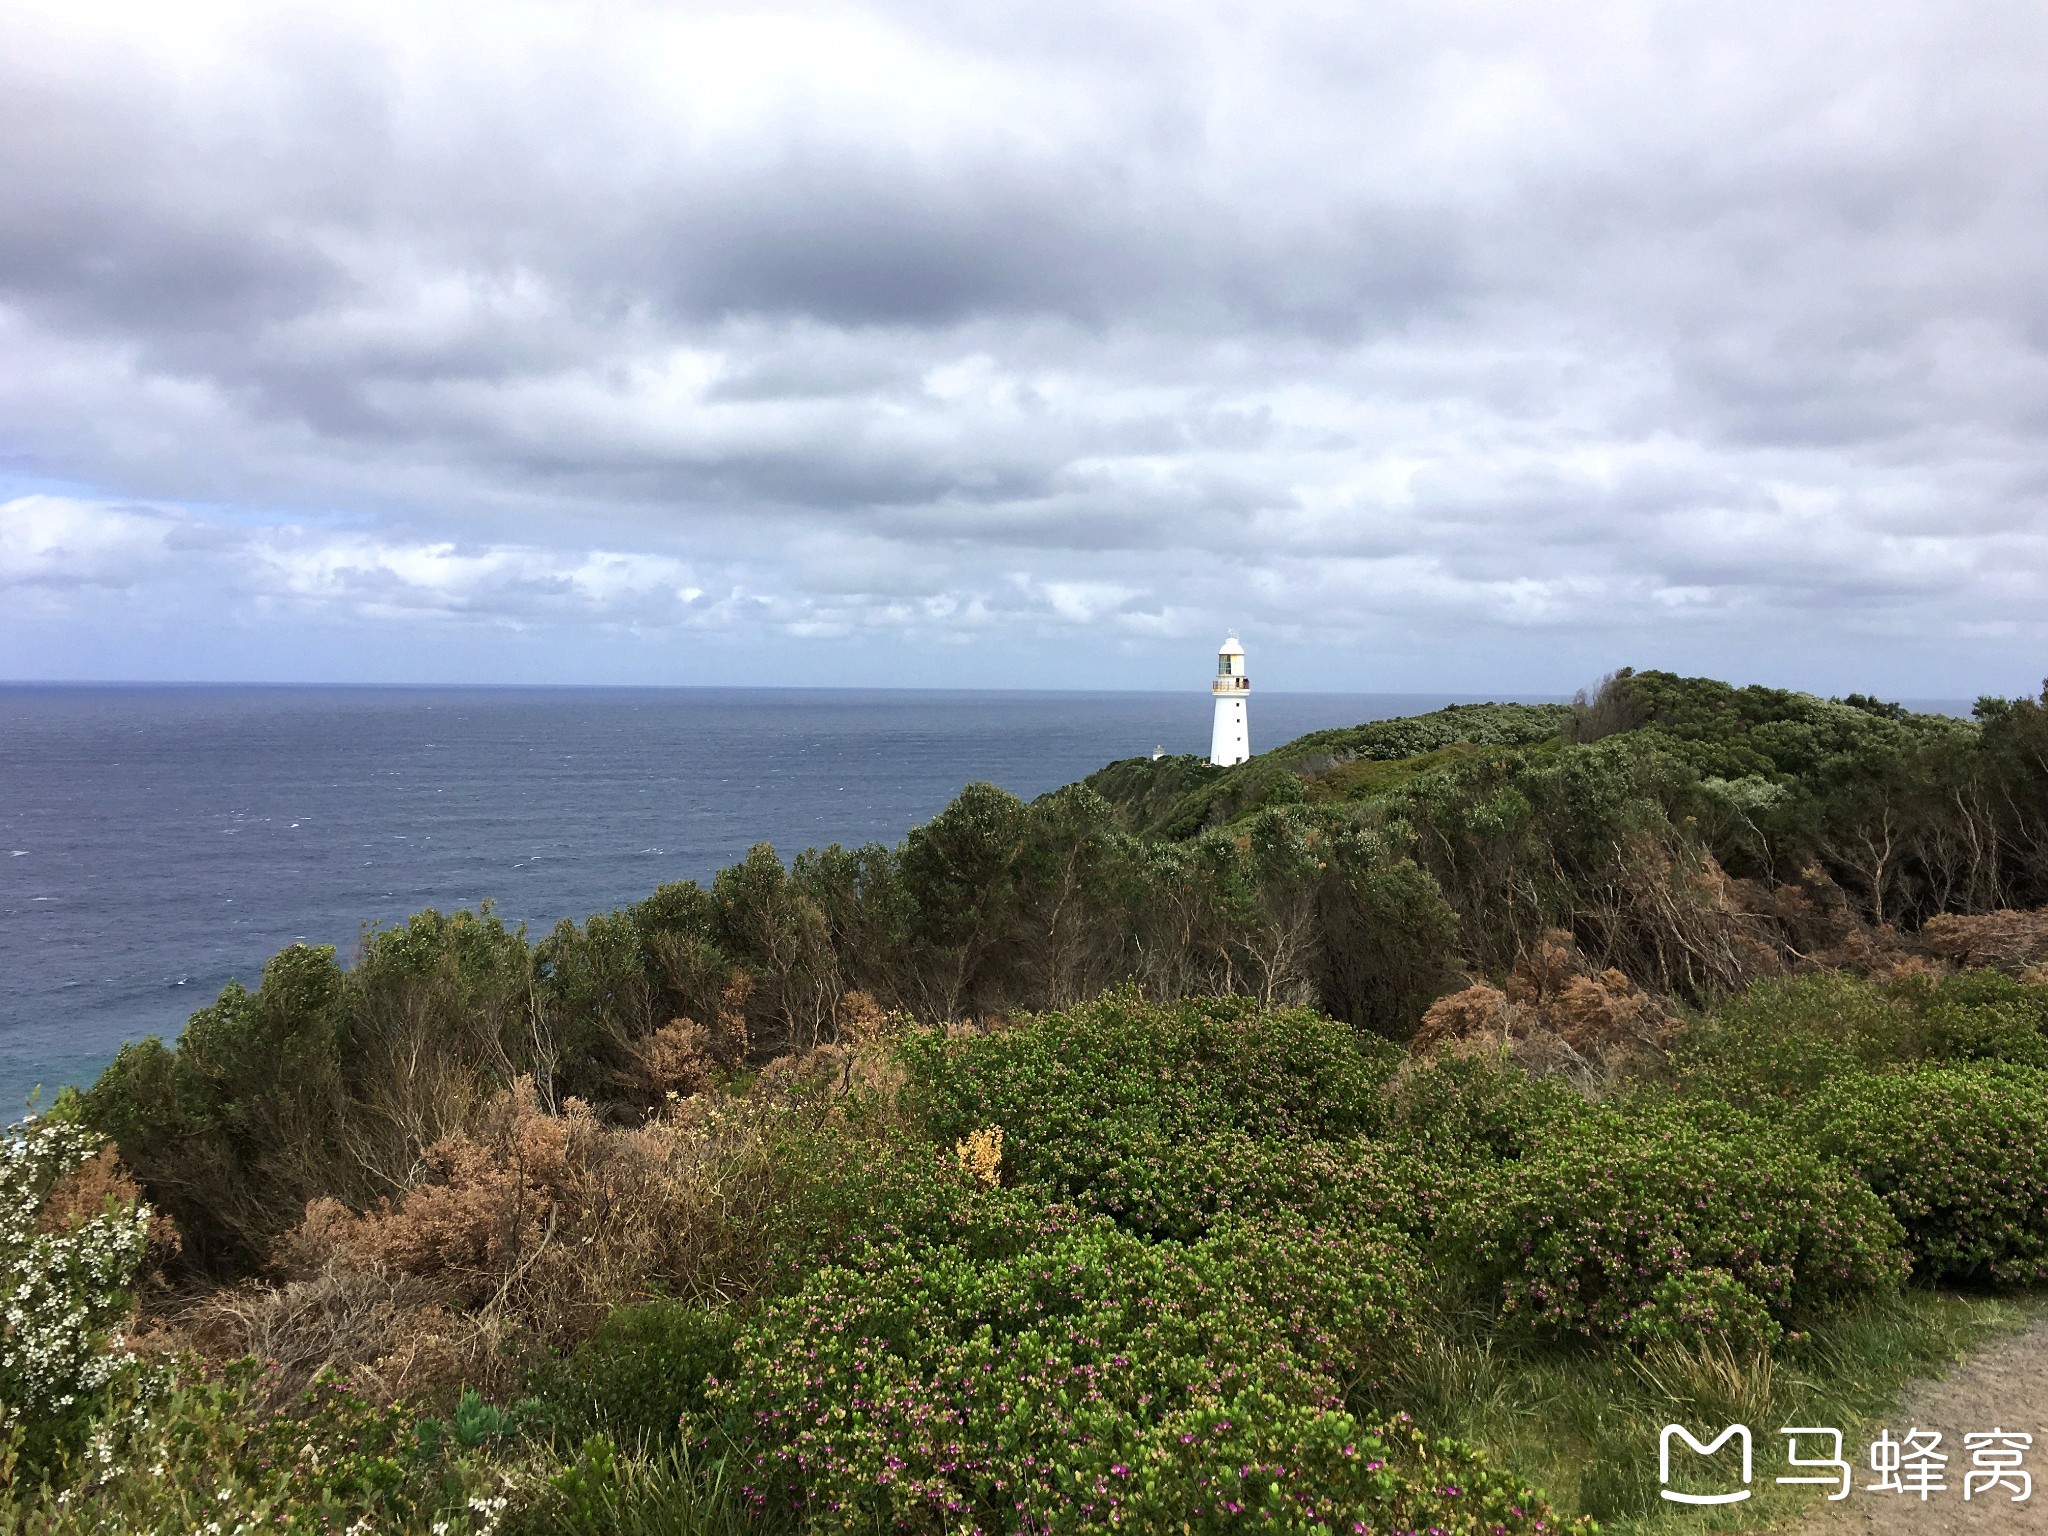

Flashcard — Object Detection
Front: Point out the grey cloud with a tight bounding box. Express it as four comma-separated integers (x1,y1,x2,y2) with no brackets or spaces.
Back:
0,1,2045,694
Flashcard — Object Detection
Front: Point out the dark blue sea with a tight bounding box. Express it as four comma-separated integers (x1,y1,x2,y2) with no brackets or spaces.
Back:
1,685,1529,1114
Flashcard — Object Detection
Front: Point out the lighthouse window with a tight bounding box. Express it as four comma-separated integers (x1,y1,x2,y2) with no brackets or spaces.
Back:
1218,656,1233,676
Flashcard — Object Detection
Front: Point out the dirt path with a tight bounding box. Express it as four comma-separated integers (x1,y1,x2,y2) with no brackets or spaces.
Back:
1793,1315,2048,1536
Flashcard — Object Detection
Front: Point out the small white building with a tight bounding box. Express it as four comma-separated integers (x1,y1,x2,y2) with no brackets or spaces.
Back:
1209,635,1251,766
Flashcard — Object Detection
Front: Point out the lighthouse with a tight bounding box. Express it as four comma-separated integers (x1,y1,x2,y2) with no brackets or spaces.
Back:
1209,635,1251,766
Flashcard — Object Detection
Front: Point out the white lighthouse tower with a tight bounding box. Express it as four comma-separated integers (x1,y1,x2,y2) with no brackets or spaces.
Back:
1209,635,1251,766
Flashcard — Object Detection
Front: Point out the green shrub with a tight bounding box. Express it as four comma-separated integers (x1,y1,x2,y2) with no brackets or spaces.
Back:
501,1434,754,1536
704,1214,1562,1535
1439,1101,1909,1348
1670,972,1918,1106
762,1125,1084,1275
525,1301,740,1451
1910,971,2048,1069
3,1361,505,1534
899,992,1401,1241
1010,1127,1428,1243
1622,1267,1781,1355
1374,1056,1593,1242
1274,703,1574,770
1383,1053,1587,1167
532,1434,626,1535
1311,848,1468,1038
905,991,1399,1144
1673,970,2048,1110
416,1387,522,1458
1798,1064,2048,1287
83,944,353,1268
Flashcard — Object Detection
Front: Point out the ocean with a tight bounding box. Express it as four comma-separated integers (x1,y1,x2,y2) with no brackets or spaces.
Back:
0,684,1520,1113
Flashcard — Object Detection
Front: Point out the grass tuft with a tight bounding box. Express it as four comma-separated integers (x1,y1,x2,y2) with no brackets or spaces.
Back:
1390,1290,2037,1535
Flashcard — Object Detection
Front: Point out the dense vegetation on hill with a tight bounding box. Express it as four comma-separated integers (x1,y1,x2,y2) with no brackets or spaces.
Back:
5,669,2048,1534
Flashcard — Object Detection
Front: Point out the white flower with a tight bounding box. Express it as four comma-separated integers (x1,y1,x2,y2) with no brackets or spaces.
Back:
0,1118,152,1423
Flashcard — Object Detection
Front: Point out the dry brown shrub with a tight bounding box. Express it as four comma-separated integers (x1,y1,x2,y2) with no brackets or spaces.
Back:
747,991,914,1115
1809,923,1943,981
280,1085,583,1290
1776,883,2048,986
1780,909,2048,985
1685,858,1788,982
2024,964,2048,988
363,1322,472,1408
1922,907,2048,973
1756,868,1862,955
158,1016,935,1405
1412,931,1675,1092
753,1034,910,1117
1501,930,1577,1009
38,1143,183,1271
945,1013,1015,1040
847,1040,911,1108
607,967,759,1109
835,989,892,1046
1566,838,1783,998
1552,970,1670,1055
636,1017,717,1099
1411,982,1513,1053
712,970,753,1068
753,1049,842,1100
1503,932,1673,1053
178,1261,460,1404
180,1075,793,1399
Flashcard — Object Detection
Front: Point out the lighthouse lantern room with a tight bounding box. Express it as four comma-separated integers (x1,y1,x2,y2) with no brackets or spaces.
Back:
1209,635,1251,766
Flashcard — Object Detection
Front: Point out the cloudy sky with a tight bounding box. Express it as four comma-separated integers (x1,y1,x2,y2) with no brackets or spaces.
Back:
2,0,2044,696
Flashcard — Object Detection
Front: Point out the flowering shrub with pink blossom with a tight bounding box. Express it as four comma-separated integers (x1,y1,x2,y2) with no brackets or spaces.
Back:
704,1212,1567,1535
1797,1063,2048,1286
1438,1099,1909,1349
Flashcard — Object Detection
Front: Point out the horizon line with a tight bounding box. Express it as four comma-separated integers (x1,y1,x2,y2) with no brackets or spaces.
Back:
0,677,1581,699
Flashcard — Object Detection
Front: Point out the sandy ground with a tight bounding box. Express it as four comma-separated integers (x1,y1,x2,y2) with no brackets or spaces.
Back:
1791,1315,2048,1536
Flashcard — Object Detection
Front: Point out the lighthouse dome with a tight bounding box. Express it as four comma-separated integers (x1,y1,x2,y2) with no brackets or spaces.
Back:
1218,635,1244,655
